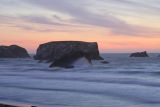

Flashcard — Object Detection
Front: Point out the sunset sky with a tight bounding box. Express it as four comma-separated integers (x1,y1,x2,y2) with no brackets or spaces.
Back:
0,0,160,53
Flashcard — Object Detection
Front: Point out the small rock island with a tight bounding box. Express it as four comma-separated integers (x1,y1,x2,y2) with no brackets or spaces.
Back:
0,45,30,58
34,41,104,68
130,51,149,57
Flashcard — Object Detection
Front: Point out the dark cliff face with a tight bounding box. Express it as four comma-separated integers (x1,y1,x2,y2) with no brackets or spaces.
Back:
34,41,103,68
130,51,149,57
0,45,30,58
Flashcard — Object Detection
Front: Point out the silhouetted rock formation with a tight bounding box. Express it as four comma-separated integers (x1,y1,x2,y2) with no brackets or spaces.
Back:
0,45,30,58
34,41,104,68
130,51,149,57
101,61,109,64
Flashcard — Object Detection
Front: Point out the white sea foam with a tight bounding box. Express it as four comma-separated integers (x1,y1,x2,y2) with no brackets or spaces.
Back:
72,57,91,67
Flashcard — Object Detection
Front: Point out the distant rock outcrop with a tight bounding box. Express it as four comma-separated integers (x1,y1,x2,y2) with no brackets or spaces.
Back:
0,45,30,58
101,61,109,64
34,41,104,68
130,51,149,57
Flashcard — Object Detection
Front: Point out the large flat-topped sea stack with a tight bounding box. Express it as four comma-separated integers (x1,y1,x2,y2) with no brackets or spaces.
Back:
130,51,149,57
34,41,104,68
0,45,30,58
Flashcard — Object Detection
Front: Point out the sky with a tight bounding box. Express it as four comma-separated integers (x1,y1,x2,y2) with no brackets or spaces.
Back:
0,0,160,53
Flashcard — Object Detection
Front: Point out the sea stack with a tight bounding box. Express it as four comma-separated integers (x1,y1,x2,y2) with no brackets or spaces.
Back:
0,45,30,58
34,41,104,68
130,51,149,57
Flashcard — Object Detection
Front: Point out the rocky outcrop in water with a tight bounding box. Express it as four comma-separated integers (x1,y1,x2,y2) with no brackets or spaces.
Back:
130,51,149,57
34,41,104,68
101,61,109,64
0,45,30,58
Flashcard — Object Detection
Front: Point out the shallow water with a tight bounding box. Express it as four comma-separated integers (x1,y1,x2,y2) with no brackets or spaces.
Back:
0,53,160,107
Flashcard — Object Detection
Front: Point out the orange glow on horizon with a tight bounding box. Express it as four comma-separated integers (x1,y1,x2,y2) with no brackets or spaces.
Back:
1,24,160,53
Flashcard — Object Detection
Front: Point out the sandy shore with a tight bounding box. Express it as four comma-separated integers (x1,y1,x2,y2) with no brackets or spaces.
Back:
0,101,36,107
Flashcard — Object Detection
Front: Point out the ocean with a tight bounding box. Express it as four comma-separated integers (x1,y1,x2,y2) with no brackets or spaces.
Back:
0,53,160,107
